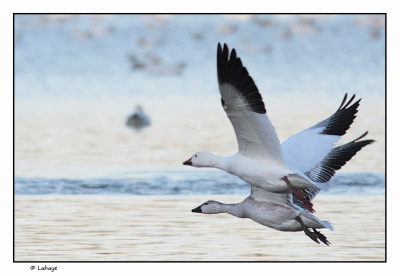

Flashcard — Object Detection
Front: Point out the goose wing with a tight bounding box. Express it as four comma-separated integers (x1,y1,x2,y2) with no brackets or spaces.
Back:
282,93,361,173
292,132,375,208
304,131,375,184
217,43,284,163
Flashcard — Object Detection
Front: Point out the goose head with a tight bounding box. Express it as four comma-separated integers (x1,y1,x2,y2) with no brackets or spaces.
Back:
192,200,223,214
183,151,218,167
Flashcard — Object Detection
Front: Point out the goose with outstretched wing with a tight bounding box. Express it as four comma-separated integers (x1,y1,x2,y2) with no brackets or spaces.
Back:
185,44,320,196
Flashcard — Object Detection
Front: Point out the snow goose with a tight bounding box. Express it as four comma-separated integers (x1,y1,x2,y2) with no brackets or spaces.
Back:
185,43,374,244
192,191,333,245
126,105,151,131
184,43,323,208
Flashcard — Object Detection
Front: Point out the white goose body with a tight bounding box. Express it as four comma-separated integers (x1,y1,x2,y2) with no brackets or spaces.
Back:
197,197,330,232
226,153,291,193
186,43,374,245
194,151,312,193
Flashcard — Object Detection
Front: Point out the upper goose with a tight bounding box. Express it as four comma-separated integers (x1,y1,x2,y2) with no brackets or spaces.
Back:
183,43,369,210
185,44,321,204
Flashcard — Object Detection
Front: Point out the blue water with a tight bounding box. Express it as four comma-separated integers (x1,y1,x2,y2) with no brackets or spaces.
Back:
15,171,385,196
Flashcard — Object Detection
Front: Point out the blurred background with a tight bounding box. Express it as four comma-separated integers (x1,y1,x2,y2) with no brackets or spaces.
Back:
14,14,385,178
14,14,385,261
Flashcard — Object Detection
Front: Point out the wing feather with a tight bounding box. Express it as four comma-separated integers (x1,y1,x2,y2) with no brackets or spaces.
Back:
217,43,283,162
282,94,361,173
292,132,375,208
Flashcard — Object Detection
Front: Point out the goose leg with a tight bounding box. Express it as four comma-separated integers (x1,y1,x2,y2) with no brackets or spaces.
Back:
282,176,315,213
295,216,320,244
312,228,330,246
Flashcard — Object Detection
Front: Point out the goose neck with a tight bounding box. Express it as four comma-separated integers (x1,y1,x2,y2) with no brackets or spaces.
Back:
221,203,244,218
210,155,229,171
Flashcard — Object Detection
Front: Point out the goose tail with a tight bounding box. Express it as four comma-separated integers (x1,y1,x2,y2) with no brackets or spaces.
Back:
320,220,334,231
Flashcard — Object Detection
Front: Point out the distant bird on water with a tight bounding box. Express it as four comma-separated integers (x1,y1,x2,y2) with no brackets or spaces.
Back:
126,105,151,131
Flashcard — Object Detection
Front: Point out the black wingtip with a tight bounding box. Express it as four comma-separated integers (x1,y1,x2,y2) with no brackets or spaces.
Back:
318,94,361,136
217,43,266,114
353,131,375,144
304,131,375,184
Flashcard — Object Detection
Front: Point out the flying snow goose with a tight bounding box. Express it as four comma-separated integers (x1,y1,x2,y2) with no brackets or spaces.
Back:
192,191,333,245
184,43,374,244
184,43,322,208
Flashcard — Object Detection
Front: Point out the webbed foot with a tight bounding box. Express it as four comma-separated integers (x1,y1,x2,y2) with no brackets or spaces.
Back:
295,216,330,245
312,228,330,246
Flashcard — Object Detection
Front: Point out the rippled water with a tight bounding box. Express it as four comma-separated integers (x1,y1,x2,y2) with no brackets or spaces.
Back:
15,171,385,196
14,194,385,261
